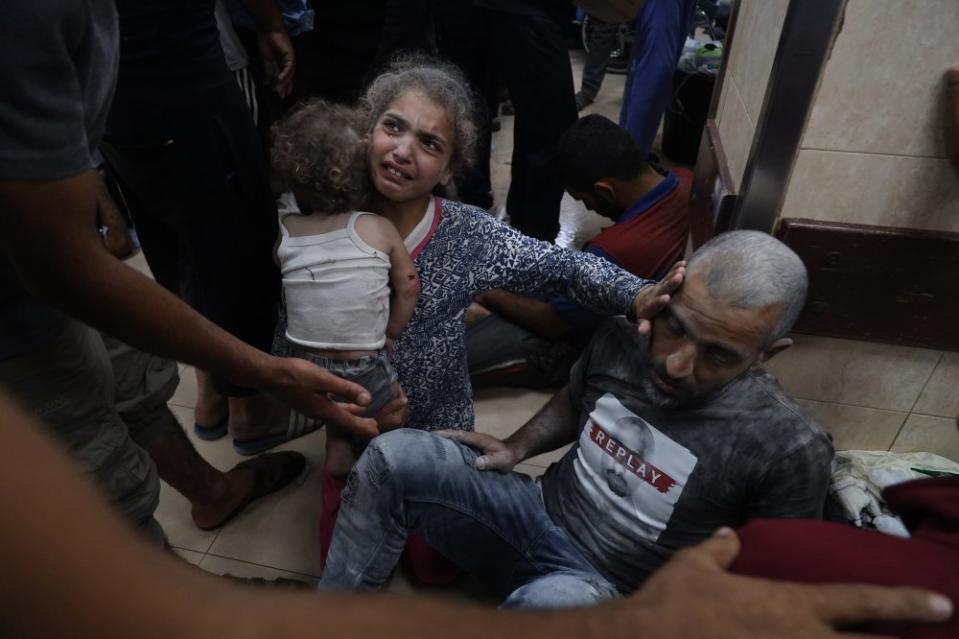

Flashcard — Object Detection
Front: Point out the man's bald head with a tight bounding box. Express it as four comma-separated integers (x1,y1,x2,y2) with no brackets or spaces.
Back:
686,231,808,344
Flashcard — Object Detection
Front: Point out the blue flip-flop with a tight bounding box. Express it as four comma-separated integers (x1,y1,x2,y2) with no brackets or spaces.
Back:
193,416,229,441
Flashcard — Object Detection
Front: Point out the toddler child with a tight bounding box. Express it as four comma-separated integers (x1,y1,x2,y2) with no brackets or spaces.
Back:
270,100,419,476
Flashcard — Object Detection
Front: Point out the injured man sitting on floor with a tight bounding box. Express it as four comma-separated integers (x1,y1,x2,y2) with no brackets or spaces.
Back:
319,230,835,607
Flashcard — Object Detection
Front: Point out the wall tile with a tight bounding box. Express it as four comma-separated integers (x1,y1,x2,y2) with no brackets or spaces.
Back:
716,79,754,189
780,149,959,233
803,0,959,158
914,352,959,419
725,0,790,123
795,399,907,451
763,335,941,411
891,414,959,462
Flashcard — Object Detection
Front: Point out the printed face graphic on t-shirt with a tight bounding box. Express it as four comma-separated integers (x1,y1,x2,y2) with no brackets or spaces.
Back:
602,416,656,497
574,393,698,542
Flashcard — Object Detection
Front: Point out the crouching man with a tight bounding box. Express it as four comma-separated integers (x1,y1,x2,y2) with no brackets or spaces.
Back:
320,230,833,607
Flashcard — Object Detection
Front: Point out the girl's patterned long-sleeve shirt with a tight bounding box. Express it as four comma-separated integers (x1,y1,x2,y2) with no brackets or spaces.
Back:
397,198,650,431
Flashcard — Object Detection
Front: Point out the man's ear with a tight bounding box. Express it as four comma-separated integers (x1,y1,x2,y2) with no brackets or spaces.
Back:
757,337,792,365
592,179,617,201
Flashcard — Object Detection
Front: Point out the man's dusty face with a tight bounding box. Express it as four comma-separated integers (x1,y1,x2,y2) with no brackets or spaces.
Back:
643,271,781,407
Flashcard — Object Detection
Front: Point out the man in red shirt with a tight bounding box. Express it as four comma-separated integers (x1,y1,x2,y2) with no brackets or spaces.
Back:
467,115,690,388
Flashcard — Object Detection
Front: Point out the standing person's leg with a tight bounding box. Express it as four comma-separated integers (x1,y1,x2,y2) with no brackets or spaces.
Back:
102,333,305,531
102,82,290,454
619,0,698,155
466,311,578,389
490,11,578,243
0,319,164,543
434,0,496,210
321,429,616,607
577,18,621,110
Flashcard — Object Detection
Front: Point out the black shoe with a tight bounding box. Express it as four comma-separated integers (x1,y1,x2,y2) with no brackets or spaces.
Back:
575,90,595,111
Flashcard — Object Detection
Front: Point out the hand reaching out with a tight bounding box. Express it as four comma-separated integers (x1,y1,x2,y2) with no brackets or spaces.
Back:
266,356,378,438
622,528,952,638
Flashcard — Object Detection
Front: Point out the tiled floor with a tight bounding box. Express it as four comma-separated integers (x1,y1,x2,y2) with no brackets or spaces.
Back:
150,48,959,593
160,369,552,589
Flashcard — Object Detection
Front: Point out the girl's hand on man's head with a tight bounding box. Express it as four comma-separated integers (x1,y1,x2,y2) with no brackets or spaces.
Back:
631,261,686,335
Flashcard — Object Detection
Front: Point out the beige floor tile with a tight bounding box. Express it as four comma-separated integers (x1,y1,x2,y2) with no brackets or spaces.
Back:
199,554,317,585
794,399,906,452
205,429,326,577
473,387,553,439
513,462,547,479
763,335,941,412
473,388,572,468
172,547,205,565
169,365,198,409
155,480,220,553
891,414,959,462
914,352,959,419
124,251,152,277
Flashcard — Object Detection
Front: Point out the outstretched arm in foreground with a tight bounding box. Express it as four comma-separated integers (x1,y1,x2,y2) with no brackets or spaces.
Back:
0,390,950,639
0,172,376,437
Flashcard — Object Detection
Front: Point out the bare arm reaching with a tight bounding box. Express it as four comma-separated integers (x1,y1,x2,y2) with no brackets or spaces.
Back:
474,289,572,340
0,388,950,639
0,173,377,437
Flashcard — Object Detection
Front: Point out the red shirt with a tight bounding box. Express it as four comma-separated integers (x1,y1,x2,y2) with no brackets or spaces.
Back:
732,477,959,639
549,168,691,331
585,167,691,280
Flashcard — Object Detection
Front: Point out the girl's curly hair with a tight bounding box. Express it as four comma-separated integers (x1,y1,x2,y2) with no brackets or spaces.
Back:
361,53,479,180
270,100,371,214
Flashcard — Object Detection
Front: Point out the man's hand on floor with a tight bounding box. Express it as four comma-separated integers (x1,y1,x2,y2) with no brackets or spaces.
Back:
621,528,952,638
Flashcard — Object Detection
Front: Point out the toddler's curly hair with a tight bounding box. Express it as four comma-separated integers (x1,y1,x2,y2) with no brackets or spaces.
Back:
270,100,371,214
